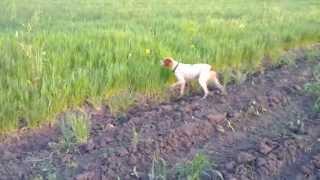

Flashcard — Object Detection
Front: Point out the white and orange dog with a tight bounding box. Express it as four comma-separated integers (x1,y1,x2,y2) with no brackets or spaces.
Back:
161,57,226,99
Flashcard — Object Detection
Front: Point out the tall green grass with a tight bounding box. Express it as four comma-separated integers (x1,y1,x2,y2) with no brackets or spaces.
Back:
1,0,320,132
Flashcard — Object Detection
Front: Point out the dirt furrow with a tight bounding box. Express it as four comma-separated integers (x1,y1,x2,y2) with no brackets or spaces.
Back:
0,48,319,180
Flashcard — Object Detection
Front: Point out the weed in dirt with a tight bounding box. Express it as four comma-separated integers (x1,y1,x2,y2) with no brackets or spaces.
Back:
305,48,320,62
26,155,57,180
304,63,320,112
175,153,223,180
312,63,320,81
277,52,297,66
33,173,57,180
149,152,167,180
231,70,248,85
59,119,75,151
59,112,90,151
33,172,56,180
305,84,320,112
107,90,136,116
67,113,90,144
131,126,140,151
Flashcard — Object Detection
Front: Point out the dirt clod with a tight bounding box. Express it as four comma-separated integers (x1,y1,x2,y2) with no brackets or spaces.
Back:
237,152,256,163
207,114,226,125
312,154,320,169
225,161,237,171
76,171,98,180
215,125,225,133
258,139,274,155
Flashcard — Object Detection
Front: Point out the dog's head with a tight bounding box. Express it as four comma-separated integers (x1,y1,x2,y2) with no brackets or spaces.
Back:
160,57,174,68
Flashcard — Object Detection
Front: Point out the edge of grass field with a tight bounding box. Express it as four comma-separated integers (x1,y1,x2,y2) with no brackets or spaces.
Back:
1,41,319,137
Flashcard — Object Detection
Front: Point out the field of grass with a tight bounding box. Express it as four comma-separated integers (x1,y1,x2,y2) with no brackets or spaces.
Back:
0,0,320,133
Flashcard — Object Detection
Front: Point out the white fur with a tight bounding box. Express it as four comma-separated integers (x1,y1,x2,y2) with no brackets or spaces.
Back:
163,58,225,99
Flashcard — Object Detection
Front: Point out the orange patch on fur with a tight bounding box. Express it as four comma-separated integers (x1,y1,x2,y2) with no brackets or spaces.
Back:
163,57,173,68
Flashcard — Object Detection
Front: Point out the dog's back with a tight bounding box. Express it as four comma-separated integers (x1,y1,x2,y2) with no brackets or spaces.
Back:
175,63,211,80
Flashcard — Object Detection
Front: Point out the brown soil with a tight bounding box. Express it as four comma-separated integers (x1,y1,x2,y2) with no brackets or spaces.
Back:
0,47,319,180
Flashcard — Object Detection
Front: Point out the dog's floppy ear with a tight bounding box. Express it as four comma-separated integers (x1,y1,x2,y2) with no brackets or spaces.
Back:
163,57,173,68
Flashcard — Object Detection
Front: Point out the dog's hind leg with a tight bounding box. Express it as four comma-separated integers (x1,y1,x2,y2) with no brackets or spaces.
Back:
210,71,227,95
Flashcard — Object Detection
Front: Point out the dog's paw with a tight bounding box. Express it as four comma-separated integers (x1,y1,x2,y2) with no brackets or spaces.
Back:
170,95,183,102
221,91,228,96
178,94,185,99
217,89,228,96
201,94,209,100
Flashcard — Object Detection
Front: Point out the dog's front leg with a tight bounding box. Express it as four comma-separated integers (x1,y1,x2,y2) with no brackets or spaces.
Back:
173,74,186,97
179,81,186,97
213,78,227,95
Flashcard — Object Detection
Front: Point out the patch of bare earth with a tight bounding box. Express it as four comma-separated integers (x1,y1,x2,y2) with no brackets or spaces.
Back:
0,47,319,180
